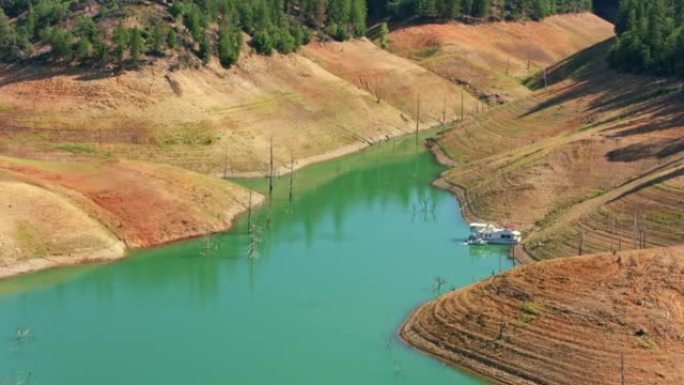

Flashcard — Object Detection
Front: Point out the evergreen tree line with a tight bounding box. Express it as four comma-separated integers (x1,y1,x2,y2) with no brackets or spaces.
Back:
0,0,594,68
367,0,591,21
609,0,684,76
0,0,366,67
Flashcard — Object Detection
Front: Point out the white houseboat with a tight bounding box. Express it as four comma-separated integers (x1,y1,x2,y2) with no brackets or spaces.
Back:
467,223,522,245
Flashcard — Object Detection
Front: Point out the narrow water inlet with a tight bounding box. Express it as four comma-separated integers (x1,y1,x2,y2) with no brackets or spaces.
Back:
0,134,512,385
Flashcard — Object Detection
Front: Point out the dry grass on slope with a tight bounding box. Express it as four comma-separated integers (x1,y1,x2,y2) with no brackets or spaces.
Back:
301,38,480,124
525,160,684,260
0,156,259,254
389,13,614,103
401,246,684,385
436,40,684,260
0,49,414,175
0,177,125,279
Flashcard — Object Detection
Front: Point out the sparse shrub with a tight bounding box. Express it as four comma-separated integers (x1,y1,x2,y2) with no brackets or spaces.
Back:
167,29,177,50
217,25,241,68
379,22,389,50
198,31,211,63
129,27,144,66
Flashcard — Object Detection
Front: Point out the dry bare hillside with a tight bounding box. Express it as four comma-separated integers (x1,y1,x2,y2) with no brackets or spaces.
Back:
0,43,433,176
389,13,614,103
402,246,684,385
435,39,684,261
302,38,479,123
0,156,259,279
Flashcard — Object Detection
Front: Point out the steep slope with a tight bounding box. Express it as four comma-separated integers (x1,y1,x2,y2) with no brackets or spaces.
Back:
0,178,125,279
0,156,260,279
388,13,614,103
401,246,684,385
301,38,479,123
435,39,684,261
0,45,427,176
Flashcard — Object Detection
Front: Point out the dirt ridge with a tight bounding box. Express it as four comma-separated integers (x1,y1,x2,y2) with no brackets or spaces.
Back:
401,246,684,385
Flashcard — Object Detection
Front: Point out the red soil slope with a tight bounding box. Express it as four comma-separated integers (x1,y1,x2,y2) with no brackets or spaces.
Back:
389,13,614,103
402,246,684,385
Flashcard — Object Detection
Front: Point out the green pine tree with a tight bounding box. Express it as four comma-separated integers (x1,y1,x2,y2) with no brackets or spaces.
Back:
149,24,164,55
0,8,13,51
379,22,389,49
129,27,144,66
167,29,178,50
199,31,211,63
113,22,128,64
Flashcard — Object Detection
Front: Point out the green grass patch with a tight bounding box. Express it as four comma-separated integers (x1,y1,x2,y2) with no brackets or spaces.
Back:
154,122,217,147
411,46,439,60
518,301,541,324
55,143,99,154
535,201,573,229
521,302,539,316
16,221,48,258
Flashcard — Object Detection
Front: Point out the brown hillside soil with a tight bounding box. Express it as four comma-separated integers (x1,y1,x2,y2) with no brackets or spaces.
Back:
389,13,614,103
401,246,684,385
0,156,260,279
436,39,684,260
0,177,125,279
525,159,684,260
0,156,258,247
0,48,417,175
301,38,479,123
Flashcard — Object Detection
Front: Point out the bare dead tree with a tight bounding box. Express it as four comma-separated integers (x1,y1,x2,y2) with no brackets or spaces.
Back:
200,230,219,256
461,88,465,121
415,93,421,143
269,136,274,200
432,276,446,293
579,231,584,256
247,191,253,235
289,150,295,204
617,214,622,251
633,212,639,249
247,223,262,259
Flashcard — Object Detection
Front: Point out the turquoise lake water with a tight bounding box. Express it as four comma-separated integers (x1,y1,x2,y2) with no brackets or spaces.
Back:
0,135,512,384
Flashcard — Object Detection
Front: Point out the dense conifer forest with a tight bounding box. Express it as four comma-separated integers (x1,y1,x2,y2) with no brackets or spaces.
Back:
0,0,593,68
609,0,684,76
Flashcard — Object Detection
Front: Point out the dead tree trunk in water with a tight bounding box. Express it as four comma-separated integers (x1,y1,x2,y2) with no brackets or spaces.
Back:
269,137,274,200
289,150,295,203
247,191,253,235
415,93,421,144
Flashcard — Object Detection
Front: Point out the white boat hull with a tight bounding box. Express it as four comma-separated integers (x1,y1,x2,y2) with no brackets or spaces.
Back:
467,223,522,245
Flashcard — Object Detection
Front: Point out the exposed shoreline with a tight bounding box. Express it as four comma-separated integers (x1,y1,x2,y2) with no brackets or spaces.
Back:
398,246,684,385
0,193,265,281
0,124,437,282
398,300,521,385
217,125,434,179
428,145,535,266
